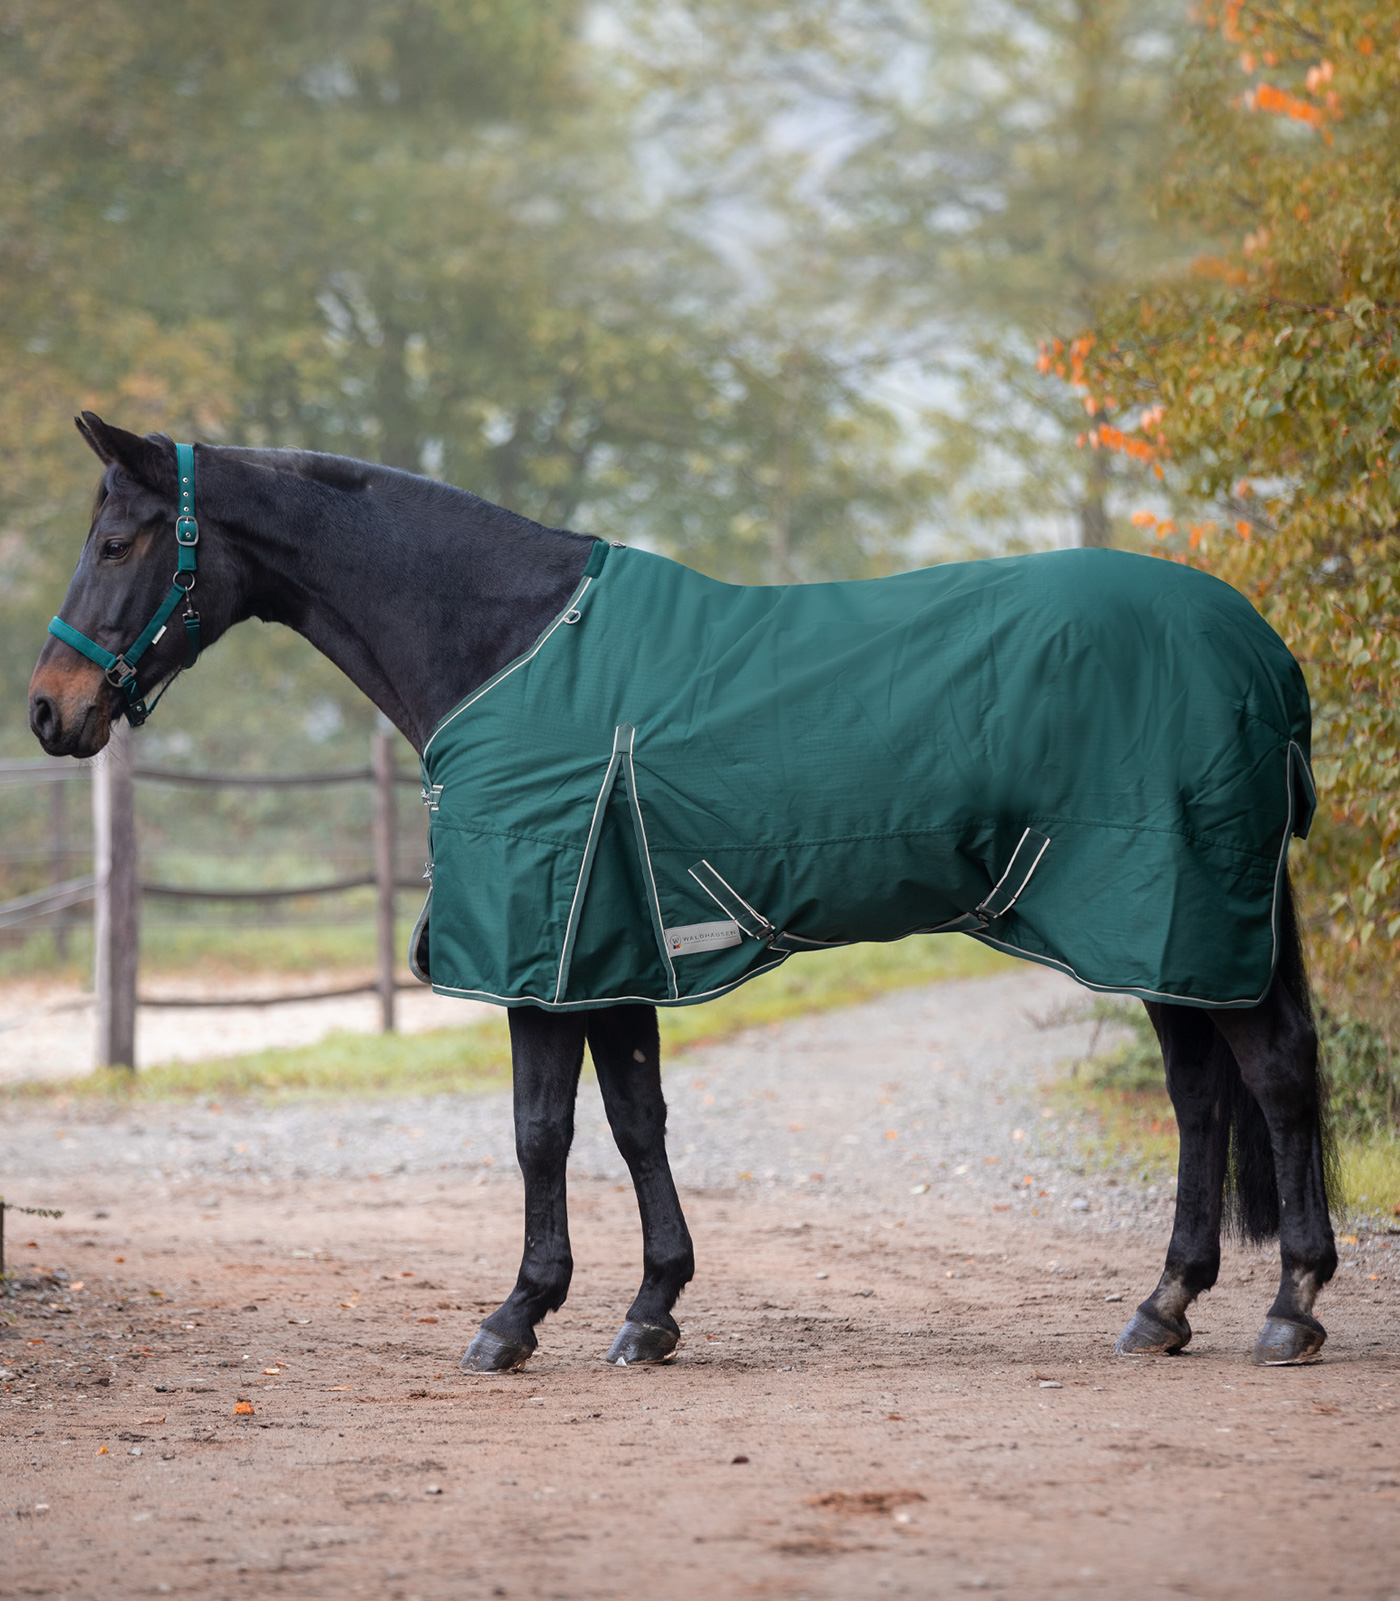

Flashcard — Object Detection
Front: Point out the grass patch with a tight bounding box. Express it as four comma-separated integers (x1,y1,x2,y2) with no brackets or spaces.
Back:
10,933,1012,1103
1336,1138,1400,1218
1049,1078,1181,1183
1054,999,1400,1221
0,908,423,983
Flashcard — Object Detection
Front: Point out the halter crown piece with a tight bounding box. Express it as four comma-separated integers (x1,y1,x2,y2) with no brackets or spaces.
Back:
48,441,202,727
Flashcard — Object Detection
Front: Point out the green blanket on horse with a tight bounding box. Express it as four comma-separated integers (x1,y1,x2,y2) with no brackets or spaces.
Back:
412,542,1314,1011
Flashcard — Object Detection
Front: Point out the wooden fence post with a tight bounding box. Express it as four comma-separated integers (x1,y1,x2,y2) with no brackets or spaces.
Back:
372,720,397,1033
93,721,138,1070
50,771,70,959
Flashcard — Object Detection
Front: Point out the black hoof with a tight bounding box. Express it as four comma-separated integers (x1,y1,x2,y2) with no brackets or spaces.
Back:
1252,1314,1325,1366
606,1321,679,1366
1115,1302,1191,1356
461,1328,534,1373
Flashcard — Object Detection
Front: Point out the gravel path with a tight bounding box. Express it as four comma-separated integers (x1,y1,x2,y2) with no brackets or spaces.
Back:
5,966,1164,1233
6,967,1399,1601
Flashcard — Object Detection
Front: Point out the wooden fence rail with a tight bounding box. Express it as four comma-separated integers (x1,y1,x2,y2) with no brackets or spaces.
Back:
0,722,419,1069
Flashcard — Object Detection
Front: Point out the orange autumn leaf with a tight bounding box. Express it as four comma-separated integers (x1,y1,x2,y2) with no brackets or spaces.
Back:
1255,83,1326,128
234,1400,255,1415
1095,423,1155,464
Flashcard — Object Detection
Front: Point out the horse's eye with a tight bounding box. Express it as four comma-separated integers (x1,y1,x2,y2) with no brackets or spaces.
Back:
101,539,130,560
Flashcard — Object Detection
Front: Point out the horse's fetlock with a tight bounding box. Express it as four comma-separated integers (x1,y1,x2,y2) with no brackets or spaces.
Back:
643,1245,695,1289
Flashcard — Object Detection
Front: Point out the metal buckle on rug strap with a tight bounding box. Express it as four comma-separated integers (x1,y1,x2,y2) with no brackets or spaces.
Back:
687,860,786,946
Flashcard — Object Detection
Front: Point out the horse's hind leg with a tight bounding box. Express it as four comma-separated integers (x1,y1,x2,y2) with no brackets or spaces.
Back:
1214,978,1336,1365
585,1005,695,1365
1117,1002,1229,1355
461,1007,586,1373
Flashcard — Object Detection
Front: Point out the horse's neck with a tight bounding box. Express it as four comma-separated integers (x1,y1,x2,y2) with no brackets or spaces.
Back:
208,449,596,753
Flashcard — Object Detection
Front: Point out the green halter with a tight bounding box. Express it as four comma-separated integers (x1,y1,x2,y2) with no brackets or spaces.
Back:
47,440,202,727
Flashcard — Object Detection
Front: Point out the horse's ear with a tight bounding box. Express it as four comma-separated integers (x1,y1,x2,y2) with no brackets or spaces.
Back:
75,412,176,495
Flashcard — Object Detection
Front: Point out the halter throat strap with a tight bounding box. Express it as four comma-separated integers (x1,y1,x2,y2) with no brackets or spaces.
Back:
47,440,202,727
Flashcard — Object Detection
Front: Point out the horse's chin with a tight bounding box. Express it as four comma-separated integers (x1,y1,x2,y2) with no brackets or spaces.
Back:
32,697,111,759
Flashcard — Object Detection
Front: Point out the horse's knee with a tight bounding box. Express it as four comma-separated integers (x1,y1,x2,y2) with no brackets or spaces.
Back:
608,1107,668,1168
514,1114,572,1177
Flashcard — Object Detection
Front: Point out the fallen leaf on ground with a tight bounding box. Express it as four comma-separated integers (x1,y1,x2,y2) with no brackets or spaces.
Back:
233,1400,254,1416
810,1490,924,1516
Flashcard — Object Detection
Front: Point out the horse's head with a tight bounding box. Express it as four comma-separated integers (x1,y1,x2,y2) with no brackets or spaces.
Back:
30,414,196,757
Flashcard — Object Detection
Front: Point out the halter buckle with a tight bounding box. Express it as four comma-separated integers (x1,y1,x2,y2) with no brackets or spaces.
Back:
104,655,137,688
175,516,199,545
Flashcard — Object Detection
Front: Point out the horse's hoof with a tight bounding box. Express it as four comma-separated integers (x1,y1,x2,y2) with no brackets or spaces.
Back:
1252,1315,1325,1366
605,1321,679,1366
460,1328,534,1373
1115,1303,1191,1356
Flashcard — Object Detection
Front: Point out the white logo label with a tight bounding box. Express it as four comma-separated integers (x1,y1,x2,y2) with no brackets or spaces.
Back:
663,920,743,956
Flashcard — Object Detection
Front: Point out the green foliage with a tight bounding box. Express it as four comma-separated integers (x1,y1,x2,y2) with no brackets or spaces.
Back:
632,0,1188,553
1080,2,1400,967
1081,999,1164,1092
4,932,1012,1100
0,0,937,764
1319,1006,1400,1139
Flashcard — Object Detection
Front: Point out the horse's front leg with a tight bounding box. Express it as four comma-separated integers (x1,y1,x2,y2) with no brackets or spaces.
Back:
585,1005,695,1365
461,1006,586,1373
1117,1002,1229,1355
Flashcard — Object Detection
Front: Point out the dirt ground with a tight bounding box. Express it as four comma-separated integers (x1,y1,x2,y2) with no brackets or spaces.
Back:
4,973,1399,1600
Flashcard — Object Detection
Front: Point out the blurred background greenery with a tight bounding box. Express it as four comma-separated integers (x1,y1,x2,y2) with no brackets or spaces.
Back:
0,0,1188,976
2,0,1395,1205
2,1,1395,1086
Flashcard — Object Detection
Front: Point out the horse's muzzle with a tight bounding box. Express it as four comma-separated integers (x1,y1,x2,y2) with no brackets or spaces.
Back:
28,651,112,758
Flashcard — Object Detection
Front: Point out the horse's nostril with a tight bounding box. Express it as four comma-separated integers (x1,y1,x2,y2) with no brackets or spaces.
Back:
31,694,57,740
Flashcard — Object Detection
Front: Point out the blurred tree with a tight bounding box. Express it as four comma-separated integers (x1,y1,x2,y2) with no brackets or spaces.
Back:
1079,2,1400,971
622,0,1186,554
0,0,929,760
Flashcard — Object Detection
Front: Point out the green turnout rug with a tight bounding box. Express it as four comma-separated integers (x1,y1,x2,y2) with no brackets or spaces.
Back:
411,543,1314,1012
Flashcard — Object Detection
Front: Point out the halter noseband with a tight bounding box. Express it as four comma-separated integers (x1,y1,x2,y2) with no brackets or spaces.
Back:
47,440,202,727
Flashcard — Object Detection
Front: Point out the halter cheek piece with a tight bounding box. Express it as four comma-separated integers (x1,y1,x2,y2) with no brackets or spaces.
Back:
47,440,202,727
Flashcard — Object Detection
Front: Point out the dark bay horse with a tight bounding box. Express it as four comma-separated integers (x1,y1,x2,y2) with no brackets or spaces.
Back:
29,416,1338,1370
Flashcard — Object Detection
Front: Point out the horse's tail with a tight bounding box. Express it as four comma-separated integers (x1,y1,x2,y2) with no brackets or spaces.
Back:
1218,866,1332,1242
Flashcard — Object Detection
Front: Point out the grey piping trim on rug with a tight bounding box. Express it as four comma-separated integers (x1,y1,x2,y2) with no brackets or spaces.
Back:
421,570,596,763
621,730,679,1000
431,949,793,1012
553,729,628,1003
